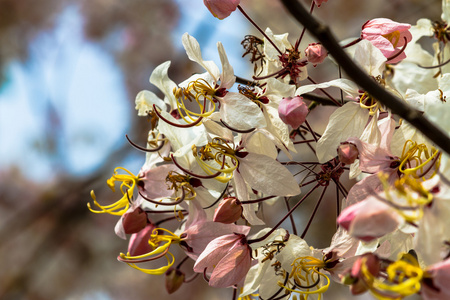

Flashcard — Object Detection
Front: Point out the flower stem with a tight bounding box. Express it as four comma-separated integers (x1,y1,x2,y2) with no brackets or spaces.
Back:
301,184,327,239
237,5,283,55
247,183,320,244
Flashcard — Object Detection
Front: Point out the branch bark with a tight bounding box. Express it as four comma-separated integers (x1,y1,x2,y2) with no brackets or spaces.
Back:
279,0,450,155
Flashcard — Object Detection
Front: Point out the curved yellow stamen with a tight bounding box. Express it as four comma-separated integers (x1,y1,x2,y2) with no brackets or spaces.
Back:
119,228,181,275
280,256,330,300
399,140,440,177
360,253,422,300
378,173,433,222
125,252,175,275
174,78,217,125
88,167,139,216
192,138,239,183
382,31,401,48
359,92,380,116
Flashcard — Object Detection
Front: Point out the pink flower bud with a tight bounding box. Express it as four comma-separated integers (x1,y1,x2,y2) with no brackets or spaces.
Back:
278,96,309,129
127,223,155,256
361,18,412,64
203,0,240,20
165,268,185,294
337,142,359,165
122,207,147,234
337,197,401,242
348,253,380,295
305,43,328,66
314,0,328,7
213,197,243,224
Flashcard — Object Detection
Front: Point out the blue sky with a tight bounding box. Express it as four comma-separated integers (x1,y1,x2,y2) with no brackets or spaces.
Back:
0,2,249,182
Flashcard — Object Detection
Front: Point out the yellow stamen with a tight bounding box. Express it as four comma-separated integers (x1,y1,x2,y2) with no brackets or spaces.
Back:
280,256,330,300
192,138,239,183
399,140,440,177
378,173,433,222
359,92,381,116
166,171,197,200
88,167,139,216
382,31,401,48
173,78,217,125
119,228,181,275
360,253,422,300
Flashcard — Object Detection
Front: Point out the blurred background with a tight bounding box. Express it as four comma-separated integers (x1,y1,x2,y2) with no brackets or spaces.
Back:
0,0,441,299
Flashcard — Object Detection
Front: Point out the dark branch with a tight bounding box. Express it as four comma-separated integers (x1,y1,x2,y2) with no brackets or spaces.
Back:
279,0,450,155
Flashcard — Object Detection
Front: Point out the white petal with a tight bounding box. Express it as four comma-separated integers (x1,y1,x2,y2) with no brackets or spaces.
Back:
353,39,386,77
316,102,369,163
202,117,234,142
217,42,235,89
135,90,166,116
238,153,300,196
182,33,220,82
443,0,450,24
149,61,178,111
220,93,267,129
277,235,311,271
295,78,359,99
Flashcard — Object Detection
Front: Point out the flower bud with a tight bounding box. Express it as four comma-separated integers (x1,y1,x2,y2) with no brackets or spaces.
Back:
278,96,309,129
213,197,243,224
165,268,185,294
127,223,155,256
349,253,380,295
305,43,327,66
337,142,359,165
314,0,328,7
122,207,147,234
203,0,240,20
337,197,401,242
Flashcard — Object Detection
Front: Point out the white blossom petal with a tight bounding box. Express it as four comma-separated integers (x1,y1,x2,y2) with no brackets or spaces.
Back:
182,33,220,82
238,153,300,196
316,102,369,163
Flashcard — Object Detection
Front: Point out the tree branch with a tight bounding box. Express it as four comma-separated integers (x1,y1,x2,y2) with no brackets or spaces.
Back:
279,0,450,155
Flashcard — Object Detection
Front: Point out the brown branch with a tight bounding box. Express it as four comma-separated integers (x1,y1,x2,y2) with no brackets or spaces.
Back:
279,0,450,155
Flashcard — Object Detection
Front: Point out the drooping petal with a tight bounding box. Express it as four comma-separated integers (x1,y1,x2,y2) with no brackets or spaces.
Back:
135,90,166,116
238,152,300,196
193,234,243,273
182,33,220,82
220,92,267,130
149,61,178,111
217,42,235,89
208,241,251,288
316,102,369,163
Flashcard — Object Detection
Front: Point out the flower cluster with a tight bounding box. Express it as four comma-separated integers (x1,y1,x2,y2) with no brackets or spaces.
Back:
88,0,450,299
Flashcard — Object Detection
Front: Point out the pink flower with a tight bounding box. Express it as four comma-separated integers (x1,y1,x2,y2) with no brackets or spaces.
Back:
278,96,309,129
203,0,240,20
138,163,178,199
193,233,252,288
361,18,412,64
305,43,328,66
